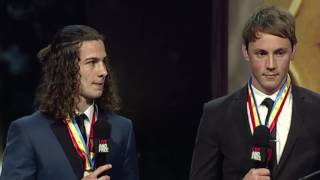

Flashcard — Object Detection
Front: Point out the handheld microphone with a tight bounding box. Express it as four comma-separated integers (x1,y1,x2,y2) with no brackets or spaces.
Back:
249,125,273,169
93,119,110,170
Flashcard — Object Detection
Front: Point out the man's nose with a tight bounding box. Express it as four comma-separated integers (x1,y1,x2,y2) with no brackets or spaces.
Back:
266,55,276,70
98,62,108,77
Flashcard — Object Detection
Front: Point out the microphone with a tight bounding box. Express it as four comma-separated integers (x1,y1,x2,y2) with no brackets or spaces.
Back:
93,119,110,171
249,125,273,169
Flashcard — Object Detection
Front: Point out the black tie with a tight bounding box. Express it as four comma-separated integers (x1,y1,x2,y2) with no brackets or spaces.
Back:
262,98,276,170
76,114,88,144
262,98,274,124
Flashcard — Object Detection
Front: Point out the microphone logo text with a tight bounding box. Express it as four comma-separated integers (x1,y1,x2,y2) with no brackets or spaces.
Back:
98,139,109,153
251,147,262,161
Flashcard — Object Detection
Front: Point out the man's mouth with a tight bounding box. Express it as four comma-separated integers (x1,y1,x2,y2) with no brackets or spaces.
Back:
93,82,104,87
263,73,278,79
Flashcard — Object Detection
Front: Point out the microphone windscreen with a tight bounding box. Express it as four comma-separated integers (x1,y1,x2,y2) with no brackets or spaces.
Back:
252,125,270,147
250,125,272,168
93,119,110,171
94,119,110,139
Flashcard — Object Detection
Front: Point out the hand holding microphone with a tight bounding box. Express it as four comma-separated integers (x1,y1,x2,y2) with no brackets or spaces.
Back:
243,168,271,180
82,164,112,180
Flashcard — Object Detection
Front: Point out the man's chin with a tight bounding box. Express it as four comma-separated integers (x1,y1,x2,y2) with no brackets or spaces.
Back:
94,93,103,98
263,84,283,94
89,92,104,99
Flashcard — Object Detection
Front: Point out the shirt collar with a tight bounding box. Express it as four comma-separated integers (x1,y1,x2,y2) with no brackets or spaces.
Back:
76,103,95,123
251,85,278,106
84,104,94,123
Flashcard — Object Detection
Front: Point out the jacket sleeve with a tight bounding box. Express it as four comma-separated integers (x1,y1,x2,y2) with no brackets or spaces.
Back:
189,103,223,180
1,121,37,180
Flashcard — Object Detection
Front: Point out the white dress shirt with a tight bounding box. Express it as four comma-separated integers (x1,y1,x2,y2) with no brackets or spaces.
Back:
247,85,292,163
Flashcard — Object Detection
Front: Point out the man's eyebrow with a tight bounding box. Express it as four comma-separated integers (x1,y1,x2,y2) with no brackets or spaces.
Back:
273,48,288,52
253,49,268,52
84,56,106,61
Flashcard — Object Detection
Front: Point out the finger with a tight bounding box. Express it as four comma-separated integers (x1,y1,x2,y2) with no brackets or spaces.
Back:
251,168,271,176
91,164,112,177
98,175,110,180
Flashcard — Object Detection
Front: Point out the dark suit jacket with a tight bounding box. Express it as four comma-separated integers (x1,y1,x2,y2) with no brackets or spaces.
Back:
190,85,320,180
0,109,139,180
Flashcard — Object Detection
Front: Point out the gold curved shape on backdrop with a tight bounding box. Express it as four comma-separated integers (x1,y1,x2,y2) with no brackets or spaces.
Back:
288,0,302,86
288,0,302,16
265,0,320,92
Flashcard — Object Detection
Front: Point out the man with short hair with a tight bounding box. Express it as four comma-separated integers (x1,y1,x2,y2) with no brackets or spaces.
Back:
190,6,320,180
1,25,139,180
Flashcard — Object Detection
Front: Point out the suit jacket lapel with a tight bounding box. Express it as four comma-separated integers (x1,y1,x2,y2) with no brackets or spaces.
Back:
234,86,252,141
273,85,306,177
51,119,84,179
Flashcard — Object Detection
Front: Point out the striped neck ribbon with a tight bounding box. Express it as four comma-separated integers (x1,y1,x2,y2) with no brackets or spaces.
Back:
64,107,97,172
247,75,291,132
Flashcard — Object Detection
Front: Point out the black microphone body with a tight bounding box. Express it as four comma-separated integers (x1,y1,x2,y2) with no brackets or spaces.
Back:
249,125,273,169
93,119,110,176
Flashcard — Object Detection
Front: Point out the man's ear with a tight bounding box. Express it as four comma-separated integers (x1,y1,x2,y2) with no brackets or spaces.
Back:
290,45,297,61
242,44,250,62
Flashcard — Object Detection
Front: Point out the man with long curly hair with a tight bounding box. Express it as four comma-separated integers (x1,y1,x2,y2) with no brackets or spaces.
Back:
1,25,139,180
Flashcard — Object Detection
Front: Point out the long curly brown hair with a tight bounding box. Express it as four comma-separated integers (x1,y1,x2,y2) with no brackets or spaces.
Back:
34,25,120,119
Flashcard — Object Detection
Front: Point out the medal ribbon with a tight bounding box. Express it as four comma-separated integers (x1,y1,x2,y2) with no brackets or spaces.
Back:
64,108,97,171
248,75,291,132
